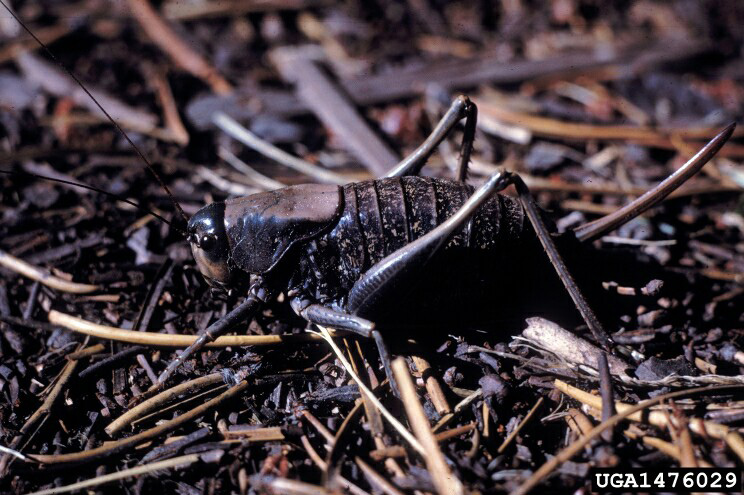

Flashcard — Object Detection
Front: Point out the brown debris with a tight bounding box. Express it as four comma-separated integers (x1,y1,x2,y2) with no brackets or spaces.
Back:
270,46,399,176
125,0,232,95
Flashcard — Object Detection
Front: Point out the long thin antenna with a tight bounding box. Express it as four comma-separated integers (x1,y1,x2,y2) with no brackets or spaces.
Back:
0,169,183,233
0,0,189,223
573,123,736,243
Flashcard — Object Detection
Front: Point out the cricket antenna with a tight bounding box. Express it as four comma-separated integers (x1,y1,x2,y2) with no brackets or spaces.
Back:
0,0,189,224
0,169,185,234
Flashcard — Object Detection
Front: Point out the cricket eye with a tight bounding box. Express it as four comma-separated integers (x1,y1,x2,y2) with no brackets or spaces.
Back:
200,234,216,251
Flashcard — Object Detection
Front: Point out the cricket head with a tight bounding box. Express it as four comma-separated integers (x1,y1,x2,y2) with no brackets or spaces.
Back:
187,202,233,289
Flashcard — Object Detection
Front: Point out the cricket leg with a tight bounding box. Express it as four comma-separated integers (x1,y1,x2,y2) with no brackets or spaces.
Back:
156,282,268,386
510,174,614,352
291,297,399,397
291,297,374,334
348,169,512,317
385,95,476,182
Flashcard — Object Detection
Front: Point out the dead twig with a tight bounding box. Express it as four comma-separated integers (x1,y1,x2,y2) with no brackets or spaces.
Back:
66,344,105,360
48,309,332,347
106,373,223,436
270,46,399,176
19,359,78,436
412,355,451,415
511,384,744,495
565,408,595,453
14,52,172,139
668,405,698,467
369,423,476,460
312,326,425,455
391,357,464,495
213,112,350,185
28,380,249,464
556,380,724,439
126,0,232,94
0,350,83,473
25,453,201,495
218,146,287,191
354,457,406,495
433,388,482,432
0,249,99,293
498,397,544,454
521,318,632,378
476,97,744,157
225,427,285,442
148,65,190,145
248,475,336,495
624,430,712,467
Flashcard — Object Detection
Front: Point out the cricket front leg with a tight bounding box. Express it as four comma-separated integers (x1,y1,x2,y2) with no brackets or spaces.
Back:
156,282,269,386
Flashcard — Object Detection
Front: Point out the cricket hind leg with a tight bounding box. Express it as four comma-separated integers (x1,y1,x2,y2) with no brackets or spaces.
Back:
509,174,614,352
385,95,475,182
348,169,513,318
508,124,735,351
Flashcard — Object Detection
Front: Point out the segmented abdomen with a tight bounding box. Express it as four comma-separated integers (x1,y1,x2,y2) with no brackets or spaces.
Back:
298,176,526,305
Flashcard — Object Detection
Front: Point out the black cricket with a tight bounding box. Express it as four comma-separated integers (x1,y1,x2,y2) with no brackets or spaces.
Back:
163,95,735,389
0,0,734,393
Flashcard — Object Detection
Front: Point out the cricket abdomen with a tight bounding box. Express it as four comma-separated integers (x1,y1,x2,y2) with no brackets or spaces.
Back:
293,176,527,312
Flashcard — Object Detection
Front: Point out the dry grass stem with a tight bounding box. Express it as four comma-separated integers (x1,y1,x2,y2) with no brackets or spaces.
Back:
25,453,201,495
476,96,744,157
622,428,713,467
29,380,249,464
225,427,284,442
248,475,337,495
669,409,698,468
213,112,350,185
66,344,105,360
498,397,544,454
391,357,464,495
218,146,287,191
313,326,425,455
48,310,330,347
370,423,476,460
355,456,406,495
21,359,78,435
555,379,732,440
0,249,99,293
300,410,336,446
433,388,482,432
511,384,744,495
512,324,744,388
106,373,223,436
150,66,190,145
